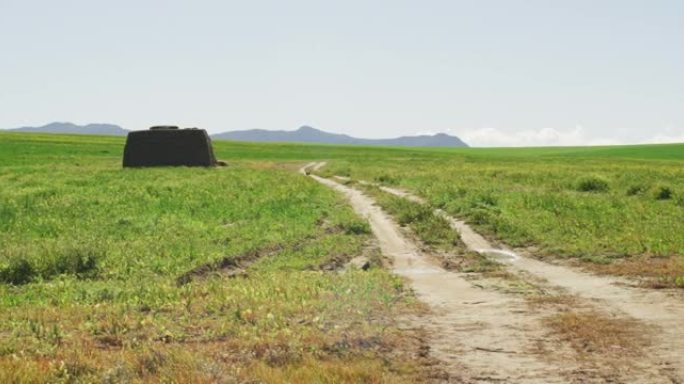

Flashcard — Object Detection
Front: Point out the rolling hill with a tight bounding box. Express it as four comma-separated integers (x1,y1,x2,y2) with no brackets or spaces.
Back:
6,122,128,136
211,125,468,147
3,123,468,147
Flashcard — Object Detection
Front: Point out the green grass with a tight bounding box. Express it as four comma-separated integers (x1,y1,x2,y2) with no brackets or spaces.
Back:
315,137,684,285
319,148,684,257
0,132,428,383
2,130,684,381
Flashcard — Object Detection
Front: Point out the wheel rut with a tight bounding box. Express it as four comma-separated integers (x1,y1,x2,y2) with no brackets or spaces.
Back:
325,168,684,383
302,163,578,383
374,180,684,382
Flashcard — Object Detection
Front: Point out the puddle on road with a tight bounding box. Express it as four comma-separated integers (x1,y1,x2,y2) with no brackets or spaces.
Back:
476,248,520,262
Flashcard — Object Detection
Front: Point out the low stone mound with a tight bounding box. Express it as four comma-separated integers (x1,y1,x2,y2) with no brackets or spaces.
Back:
122,126,218,167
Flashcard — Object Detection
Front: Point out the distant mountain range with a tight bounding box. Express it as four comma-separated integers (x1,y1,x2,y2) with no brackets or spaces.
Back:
6,122,129,136
212,126,468,147
3,123,468,147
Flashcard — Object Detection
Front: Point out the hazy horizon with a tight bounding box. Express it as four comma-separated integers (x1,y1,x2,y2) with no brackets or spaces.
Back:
1,0,682,147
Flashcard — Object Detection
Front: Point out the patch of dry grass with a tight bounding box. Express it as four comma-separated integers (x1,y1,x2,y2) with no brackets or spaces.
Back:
584,256,684,289
442,251,502,274
527,294,578,308
243,354,424,384
0,270,433,383
544,311,648,356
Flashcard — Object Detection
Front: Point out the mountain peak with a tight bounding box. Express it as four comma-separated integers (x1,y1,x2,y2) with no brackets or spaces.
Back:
212,126,468,147
297,125,319,132
45,122,77,128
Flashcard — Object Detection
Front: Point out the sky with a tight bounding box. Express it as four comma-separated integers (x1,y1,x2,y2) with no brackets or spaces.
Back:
0,0,682,147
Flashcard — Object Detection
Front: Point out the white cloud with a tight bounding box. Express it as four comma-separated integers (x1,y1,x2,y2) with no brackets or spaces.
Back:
419,126,684,147
455,126,620,147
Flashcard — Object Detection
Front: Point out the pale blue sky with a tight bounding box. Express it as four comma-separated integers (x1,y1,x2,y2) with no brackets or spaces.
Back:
1,0,682,146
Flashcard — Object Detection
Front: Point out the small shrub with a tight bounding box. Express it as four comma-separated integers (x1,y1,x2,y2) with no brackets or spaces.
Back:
374,174,398,185
626,184,648,196
0,258,36,285
654,186,674,200
0,247,102,285
44,246,102,279
576,176,609,193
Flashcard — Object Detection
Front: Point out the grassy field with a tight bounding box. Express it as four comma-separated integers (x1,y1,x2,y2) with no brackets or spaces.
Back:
1,131,684,381
316,143,684,287
0,133,429,383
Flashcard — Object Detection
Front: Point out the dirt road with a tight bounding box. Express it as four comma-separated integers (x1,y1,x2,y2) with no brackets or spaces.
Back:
376,181,684,382
301,162,684,383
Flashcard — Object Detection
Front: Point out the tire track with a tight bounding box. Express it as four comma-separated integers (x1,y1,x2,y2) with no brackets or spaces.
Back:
302,163,579,383
336,171,684,382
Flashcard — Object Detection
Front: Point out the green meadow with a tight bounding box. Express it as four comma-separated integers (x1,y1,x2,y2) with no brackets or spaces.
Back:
1,131,683,382
0,133,426,383
318,142,684,287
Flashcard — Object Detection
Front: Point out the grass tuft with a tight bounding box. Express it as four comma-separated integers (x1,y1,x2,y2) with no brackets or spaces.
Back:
576,176,610,192
0,133,432,382
0,258,36,285
654,185,674,200
626,184,649,196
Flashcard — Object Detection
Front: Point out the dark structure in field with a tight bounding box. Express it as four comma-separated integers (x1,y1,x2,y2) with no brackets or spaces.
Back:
123,126,218,167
